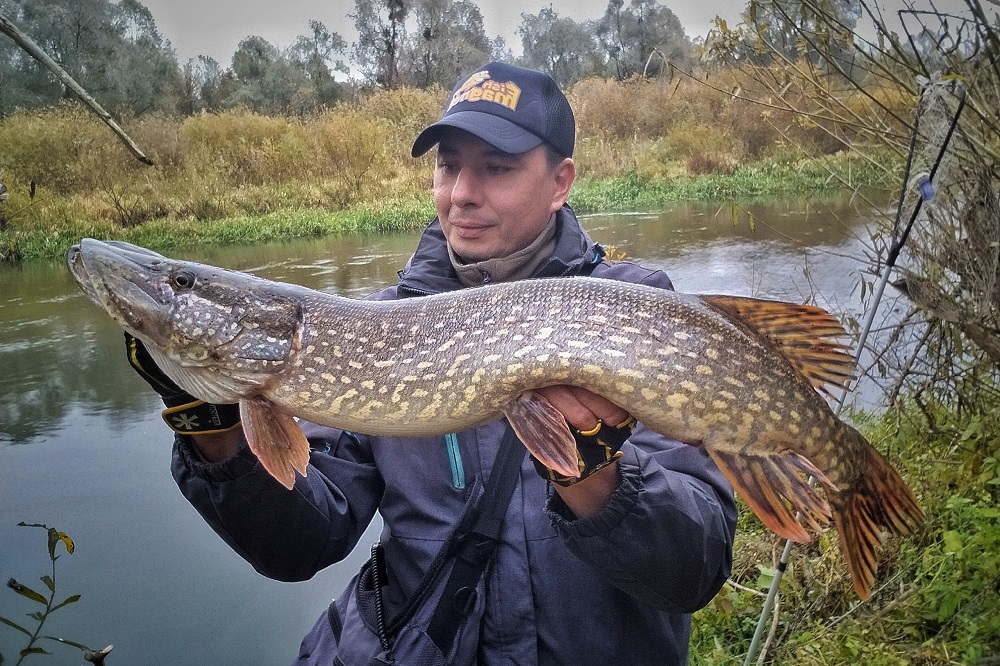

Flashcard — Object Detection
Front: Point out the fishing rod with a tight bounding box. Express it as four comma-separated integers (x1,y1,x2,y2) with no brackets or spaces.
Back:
742,79,967,666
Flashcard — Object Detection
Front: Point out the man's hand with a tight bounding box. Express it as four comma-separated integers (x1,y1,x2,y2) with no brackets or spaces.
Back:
533,385,630,435
125,333,243,461
532,386,636,518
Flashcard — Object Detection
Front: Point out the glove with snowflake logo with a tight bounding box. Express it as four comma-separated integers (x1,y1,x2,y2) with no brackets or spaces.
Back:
124,332,241,436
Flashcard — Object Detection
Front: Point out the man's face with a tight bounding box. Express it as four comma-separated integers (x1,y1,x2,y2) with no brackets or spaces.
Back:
432,129,574,263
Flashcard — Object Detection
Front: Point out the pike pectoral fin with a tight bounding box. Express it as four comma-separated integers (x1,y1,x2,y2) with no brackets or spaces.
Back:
705,446,836,543
240,395,310,490
501,391,580,478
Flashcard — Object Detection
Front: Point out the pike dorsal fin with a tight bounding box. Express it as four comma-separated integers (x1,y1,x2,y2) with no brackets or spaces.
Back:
701,295,855,397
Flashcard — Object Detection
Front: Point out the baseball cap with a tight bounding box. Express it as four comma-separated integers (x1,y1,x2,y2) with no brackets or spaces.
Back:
411,62,575,158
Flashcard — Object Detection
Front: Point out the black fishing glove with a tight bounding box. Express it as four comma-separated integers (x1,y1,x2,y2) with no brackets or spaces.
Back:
532,415,636,487
124,332,241,435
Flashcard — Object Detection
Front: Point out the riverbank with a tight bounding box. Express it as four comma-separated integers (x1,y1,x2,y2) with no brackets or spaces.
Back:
0,151,889,264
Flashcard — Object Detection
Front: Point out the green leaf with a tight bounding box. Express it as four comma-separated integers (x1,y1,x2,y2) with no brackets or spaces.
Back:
942,530,963,553
6,579,47,605
41,575,55,593
0,615,32,636
41,636,93,651
19,647,49,657
50,594,81,612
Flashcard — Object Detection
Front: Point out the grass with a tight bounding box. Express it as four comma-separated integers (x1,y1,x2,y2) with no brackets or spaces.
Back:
689,403,1000,665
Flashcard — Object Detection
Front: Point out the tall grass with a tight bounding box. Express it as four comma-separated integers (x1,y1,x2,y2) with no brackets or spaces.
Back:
0,73,900,261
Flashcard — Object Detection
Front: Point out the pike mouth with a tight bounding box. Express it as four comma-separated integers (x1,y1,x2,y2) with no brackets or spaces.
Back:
66,239,174,340
66,244,99,302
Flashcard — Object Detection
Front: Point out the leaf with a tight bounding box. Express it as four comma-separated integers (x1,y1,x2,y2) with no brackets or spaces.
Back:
19,647,49,657
0,615,32,637
41,636,93,651
755,564,776,590
41,575,55,593
942,530,963,553
46,528,75,559
55,532,74,555
6,579,47,606
51,595,81,612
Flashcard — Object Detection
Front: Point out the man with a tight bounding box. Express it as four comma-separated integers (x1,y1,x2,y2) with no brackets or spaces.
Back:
130,62,737,665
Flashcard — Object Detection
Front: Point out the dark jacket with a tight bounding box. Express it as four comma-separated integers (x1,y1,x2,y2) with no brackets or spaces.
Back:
172,205,737,665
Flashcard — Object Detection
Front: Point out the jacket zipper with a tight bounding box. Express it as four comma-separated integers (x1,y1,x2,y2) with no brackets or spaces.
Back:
445,433,465,489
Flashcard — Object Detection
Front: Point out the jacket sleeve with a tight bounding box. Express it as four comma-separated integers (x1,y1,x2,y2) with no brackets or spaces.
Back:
171,421,383,582
545,426,737,613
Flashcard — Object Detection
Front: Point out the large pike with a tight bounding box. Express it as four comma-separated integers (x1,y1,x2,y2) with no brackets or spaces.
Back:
67,239,922,599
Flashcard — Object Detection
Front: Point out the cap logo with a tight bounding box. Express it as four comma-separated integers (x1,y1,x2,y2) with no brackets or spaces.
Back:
448,69,521,113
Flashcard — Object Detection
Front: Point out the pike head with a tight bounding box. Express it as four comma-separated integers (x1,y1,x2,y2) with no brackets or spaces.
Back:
66,239,303,404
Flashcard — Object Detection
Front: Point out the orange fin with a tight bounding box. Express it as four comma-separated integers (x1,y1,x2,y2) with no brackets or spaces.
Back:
701,295,855,397
831,430,924,599
240,395,310,490
500,390,580,478
705,446,836,542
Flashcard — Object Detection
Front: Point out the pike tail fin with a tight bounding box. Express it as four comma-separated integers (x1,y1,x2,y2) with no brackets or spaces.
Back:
240,395,311,490
832,428,923,599
706,446,836,543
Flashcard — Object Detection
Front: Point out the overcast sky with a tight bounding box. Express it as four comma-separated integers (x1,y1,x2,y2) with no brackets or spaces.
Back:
139,0,972,70
139,0,750,67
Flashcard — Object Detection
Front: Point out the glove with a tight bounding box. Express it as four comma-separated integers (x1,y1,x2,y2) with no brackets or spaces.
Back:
124,332,241,435
532,415,637,486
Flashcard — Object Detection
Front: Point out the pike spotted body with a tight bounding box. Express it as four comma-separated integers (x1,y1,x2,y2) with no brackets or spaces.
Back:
67,238,922,599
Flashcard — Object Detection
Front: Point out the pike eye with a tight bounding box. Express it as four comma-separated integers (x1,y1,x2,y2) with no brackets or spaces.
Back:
172,271,196,291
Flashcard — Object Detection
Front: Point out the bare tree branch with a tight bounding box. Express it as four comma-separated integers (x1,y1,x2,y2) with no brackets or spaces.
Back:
0,11,153,166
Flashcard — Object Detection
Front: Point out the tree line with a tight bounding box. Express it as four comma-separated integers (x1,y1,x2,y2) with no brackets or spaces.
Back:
0,0,704,118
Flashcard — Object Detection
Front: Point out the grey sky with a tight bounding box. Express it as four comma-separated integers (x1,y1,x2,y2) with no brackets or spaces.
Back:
140,0,744,67
140,0,972,71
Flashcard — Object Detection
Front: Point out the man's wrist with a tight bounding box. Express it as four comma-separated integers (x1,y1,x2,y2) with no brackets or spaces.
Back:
188,428,245,463
161,400,241,435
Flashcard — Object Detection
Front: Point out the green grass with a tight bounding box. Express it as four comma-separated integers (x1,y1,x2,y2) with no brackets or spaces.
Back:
689,403,1000,665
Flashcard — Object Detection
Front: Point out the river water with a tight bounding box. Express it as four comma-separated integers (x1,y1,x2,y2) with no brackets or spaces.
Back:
0,195,898,664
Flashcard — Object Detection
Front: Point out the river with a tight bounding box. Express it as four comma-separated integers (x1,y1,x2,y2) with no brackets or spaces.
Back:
0,195,898,664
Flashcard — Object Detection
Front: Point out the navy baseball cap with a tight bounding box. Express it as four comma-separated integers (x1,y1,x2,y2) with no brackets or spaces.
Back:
411,62,575,158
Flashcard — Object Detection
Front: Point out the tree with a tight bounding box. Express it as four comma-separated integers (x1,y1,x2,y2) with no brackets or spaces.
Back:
741,0,861,72
288,20,349,108
401,0,494,88
179,54,223,114
0,0,180,115
595,0,692,80
517,7,601,87
108,0,182,114
227,36,312,113
351,0,408,89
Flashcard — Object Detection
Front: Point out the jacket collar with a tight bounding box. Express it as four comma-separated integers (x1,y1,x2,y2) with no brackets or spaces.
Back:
396,204,604,297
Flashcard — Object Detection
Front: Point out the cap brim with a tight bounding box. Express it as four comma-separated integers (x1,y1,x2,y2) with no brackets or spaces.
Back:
411,111,545,157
